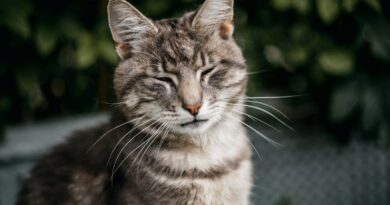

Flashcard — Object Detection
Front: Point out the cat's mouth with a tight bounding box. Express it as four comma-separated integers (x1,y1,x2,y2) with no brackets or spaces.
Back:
180,119,208,127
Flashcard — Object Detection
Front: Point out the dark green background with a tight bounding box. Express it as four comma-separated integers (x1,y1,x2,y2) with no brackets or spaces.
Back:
0,0,389,146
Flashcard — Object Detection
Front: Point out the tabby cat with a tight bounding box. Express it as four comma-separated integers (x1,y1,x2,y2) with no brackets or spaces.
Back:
17,0,252,204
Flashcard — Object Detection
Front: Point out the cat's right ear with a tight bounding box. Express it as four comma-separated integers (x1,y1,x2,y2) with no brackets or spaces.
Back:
192,0,234,40
108,0,158,59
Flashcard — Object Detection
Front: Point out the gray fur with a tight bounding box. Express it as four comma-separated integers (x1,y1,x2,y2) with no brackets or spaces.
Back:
17,0,252,204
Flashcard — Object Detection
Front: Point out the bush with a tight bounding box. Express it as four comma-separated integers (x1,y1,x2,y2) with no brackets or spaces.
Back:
0,0,389,146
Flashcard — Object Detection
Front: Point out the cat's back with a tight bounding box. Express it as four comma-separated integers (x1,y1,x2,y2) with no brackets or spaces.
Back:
16,123,116,205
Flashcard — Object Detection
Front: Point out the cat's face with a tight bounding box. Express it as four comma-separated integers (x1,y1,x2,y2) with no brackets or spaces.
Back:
108,0,247,136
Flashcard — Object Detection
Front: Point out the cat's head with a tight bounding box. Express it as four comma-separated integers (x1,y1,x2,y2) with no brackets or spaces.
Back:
108,0,247,136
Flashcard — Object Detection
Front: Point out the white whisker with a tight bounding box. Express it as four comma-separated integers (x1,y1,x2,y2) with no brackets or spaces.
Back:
134,122,169,180
243,94,308,99
228,113,282,147
106,114,158,168
87,114,148,153
155,123,174,161
246,69,271,76
245,100,289,119
224,102,294,131
111,121,164,182
218,106,281,133
110,119,160,180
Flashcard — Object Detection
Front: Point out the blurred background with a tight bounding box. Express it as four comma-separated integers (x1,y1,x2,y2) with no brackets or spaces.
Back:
0,0,389,204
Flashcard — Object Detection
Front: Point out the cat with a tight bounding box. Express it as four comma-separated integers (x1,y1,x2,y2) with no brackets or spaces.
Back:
17,0,252,204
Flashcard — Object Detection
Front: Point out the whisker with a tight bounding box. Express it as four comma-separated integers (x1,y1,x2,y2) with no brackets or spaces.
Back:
218,94,307,101
87,114,148,153
246,69,271,76
111,121,164,182
135,122,168,167
217,106,281,133
228,113,282,147
134,122,169,180
216,115,262,161
245,100,289,119
106,113,158,168
110,120,160,183
224,102,294,131
155,123,174,162
243,94,308,99
247,137,263,161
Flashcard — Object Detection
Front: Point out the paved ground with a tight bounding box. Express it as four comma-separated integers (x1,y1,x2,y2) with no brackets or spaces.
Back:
0,113,389,205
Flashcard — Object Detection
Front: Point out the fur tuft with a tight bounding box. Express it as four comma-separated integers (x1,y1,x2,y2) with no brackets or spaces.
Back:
108,0,158,59
192,0,234,38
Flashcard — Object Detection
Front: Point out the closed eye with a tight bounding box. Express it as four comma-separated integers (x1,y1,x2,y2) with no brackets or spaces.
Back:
154,77,175,85
201,65,216,78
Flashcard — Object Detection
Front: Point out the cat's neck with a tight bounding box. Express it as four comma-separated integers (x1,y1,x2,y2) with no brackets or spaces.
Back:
113,114,251,204
156,117,249,169
112,112,249,173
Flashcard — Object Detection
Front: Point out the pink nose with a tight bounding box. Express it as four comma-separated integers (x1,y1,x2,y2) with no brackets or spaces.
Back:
183,103,202,116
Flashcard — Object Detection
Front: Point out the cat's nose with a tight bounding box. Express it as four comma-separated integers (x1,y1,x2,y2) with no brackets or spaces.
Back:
183,103,202,116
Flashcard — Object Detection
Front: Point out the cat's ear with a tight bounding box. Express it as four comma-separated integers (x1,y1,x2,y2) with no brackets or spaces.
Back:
192,0,234,39
108,0,158,59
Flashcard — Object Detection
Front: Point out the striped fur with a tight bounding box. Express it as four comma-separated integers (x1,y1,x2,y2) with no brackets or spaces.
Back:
17,0,252,204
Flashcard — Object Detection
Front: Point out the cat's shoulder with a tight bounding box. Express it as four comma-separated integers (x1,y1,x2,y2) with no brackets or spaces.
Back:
17,123,113,205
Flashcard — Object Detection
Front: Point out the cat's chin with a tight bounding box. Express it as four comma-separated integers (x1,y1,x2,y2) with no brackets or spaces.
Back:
180,119,208,127
172,116,220,136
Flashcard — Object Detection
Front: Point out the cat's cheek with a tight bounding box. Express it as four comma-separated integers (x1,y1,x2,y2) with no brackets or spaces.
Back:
220,69,247,88
123,91,140,109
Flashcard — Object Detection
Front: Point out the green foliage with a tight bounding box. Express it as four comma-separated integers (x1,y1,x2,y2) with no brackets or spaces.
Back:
0,0,117,136
0,0,389,146
317,0,340,24
238,0,389,146
0,0,33,39
318,50,354,76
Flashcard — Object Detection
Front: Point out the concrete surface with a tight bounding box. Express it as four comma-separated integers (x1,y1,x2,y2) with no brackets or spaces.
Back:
0,113,389,205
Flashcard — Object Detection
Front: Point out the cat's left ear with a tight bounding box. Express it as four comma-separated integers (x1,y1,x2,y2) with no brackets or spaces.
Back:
192,0,234,40
108,0,158,59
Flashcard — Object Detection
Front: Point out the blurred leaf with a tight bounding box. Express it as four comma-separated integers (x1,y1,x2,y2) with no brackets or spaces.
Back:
318,50,354,76
15,70,38,95
144,0,171,15
264,45,284,66
287,47,308,66
271,0,291,11
59,17,83,39
364,0,381,12
35,25,58,56
291,0,311,14
289,24,310,42
316,0,340,24
95,23,117,65
0,0,32,38
98,39,117,64
342,0,358,12
330,79,359,122
361,14,390,61
76,32,97,68
15,70,44,108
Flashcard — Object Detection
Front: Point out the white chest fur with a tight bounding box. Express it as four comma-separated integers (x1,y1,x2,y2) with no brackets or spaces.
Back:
128,119,253,205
